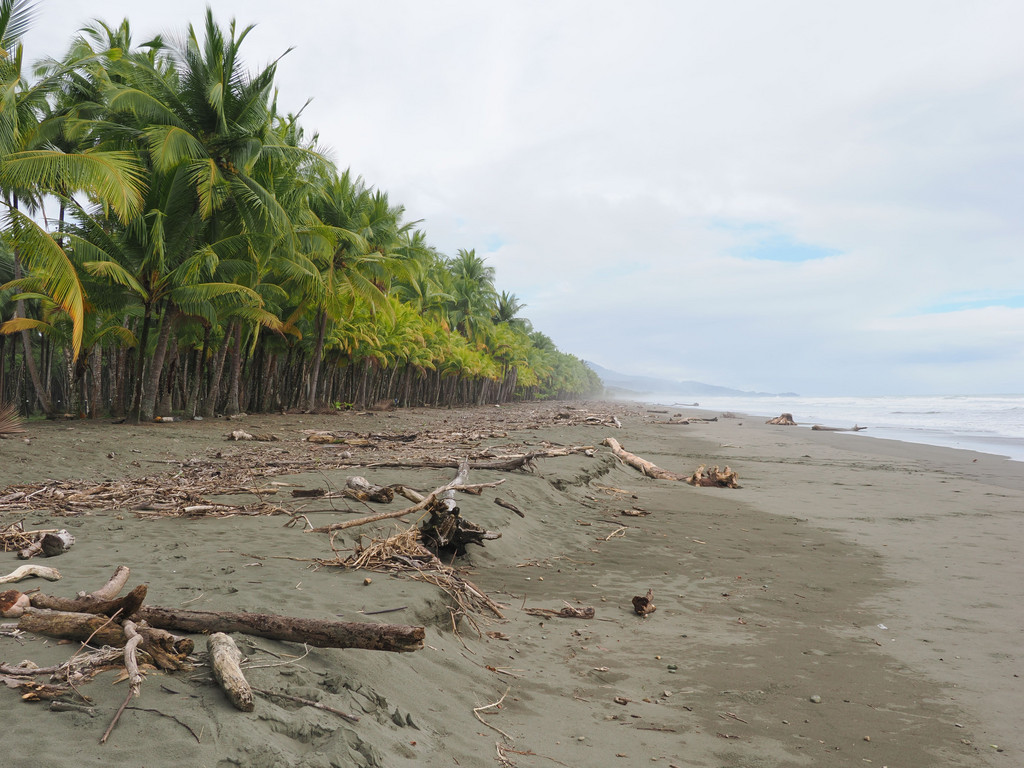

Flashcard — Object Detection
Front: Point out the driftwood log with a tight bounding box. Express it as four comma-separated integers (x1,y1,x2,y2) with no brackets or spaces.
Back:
18,529,75,559
136,606,424,652
16,566,425,654
31,584,149,618
0,564,62,584
86,565,130,600
811,424,867,432
685,464,741,488
766,413,797,425
344,476,395,503
208,632,254,711
602,437,687,481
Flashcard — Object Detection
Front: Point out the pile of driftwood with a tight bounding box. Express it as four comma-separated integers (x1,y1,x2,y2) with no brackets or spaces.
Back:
0,431,595,519
0,565,424,742
766,413,797,425
1,521,75,559
310,460,510,626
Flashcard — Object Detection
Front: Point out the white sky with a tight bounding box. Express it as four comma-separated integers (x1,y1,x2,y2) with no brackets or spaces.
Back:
21,0,1024,395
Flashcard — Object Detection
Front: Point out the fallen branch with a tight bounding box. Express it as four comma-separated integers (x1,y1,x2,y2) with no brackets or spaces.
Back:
602,438,687,481
493,498,525,518
523,603,595,619
100,620,143,744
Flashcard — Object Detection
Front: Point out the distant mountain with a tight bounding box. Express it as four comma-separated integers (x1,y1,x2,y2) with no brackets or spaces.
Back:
584,361,797,398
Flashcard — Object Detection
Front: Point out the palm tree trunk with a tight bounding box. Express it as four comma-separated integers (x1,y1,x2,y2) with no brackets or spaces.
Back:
130,301,154,422
11,251,53,416
202,321,234,418
305,309,328,410
140,305,176,422
225,322,243,415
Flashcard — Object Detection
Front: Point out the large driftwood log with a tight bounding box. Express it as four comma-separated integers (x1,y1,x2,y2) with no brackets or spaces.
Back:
811,424,867,432
18,608,128,646
136,606,424,652
208,632,254,711
31,584,148,618
86,565,130,600
602,437,687,481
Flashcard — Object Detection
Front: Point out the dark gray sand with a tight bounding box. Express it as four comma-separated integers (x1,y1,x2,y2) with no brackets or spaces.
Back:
1,401,1020,767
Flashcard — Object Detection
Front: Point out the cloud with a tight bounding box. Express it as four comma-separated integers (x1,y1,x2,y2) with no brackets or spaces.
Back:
20,0,1024,395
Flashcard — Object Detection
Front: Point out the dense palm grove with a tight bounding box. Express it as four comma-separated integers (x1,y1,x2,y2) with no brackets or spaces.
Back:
0,3,600,421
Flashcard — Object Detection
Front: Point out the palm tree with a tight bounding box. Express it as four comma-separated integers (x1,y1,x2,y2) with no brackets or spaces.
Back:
0,0,145,415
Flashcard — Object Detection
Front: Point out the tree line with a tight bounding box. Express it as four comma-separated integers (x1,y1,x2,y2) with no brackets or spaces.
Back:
0,2,601,422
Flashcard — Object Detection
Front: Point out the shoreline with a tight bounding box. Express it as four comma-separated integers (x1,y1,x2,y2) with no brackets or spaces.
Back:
0,400,1018,766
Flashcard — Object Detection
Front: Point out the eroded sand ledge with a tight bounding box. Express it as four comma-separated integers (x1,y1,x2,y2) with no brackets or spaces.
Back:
0,401,1018,767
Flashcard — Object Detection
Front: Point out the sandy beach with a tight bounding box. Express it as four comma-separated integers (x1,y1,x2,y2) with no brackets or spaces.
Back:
0,401,1020,767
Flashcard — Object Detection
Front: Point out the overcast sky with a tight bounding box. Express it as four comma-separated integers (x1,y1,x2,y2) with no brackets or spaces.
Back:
21,1,1024,395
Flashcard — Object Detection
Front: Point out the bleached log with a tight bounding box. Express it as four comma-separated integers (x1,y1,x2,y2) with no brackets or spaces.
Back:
208,633,254,712
602,437,687,481
0,564,62,584
85,565,130,600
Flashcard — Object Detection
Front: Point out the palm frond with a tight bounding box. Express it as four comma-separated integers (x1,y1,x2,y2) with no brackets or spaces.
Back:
0,398,26,436
5,209,85,358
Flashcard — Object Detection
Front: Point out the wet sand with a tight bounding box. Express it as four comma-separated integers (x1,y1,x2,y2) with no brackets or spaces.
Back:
0,401,1020,767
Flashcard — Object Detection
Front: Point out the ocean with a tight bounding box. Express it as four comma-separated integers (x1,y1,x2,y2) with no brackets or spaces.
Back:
633,393,1024,462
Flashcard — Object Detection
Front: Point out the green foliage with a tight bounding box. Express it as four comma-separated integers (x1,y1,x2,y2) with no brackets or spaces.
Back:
0,7,601,417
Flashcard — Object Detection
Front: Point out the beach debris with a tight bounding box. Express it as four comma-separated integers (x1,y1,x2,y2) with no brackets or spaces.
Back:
621,508,649,517
291,487,326,498
602,437,688,481
766,413,797,425
100,619,144,744
811,424,867,432
18,529,75,559
523,602,595,619
208,632,254,712
418,459,501,555
344,476,395,503
307,464,505,535
473,686,513,741
493,497,526,518
226,429,278,441
0,590,30,617
0,563,62,585
685,465,741,489
632,589,657,616
3,564,426,741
